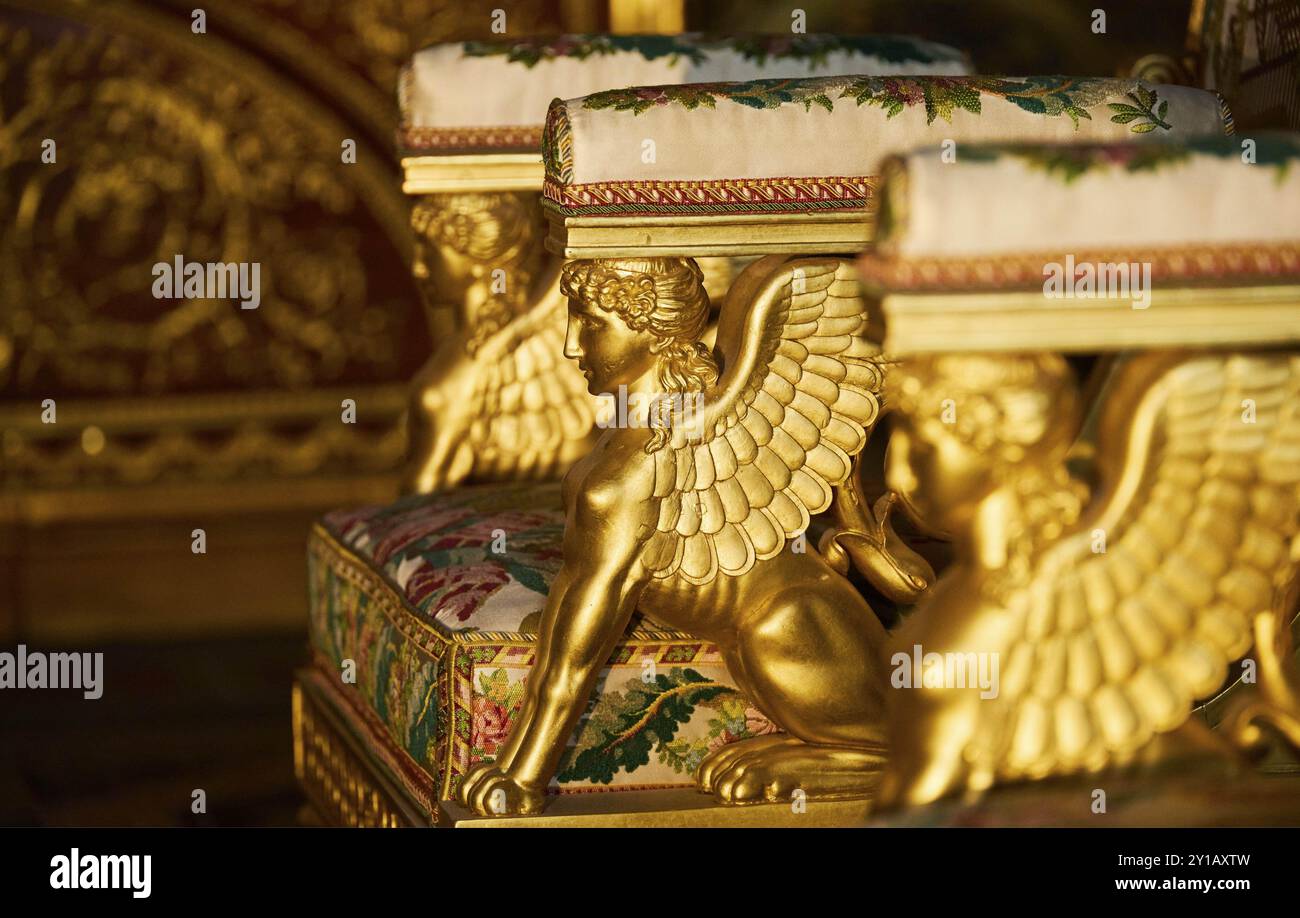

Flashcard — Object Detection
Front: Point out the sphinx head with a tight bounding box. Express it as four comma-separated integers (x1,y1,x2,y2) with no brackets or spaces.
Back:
410,192,542,322
885,352,1081,537
559,257,715,400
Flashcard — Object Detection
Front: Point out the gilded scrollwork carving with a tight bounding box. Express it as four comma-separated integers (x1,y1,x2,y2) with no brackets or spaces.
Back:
0,6,426,498
0,20,417,398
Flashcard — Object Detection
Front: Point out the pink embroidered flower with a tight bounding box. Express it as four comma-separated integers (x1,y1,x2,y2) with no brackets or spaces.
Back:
473,697,511,755
883,77,925,105
408,562,509,622
709,704,782,751
745,706,780,737
371,508,469,565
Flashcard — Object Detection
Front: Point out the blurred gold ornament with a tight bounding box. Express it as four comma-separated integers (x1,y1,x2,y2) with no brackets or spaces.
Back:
403,192,599,492
403,192,749,493
455,255,929,815
877,349,1300,808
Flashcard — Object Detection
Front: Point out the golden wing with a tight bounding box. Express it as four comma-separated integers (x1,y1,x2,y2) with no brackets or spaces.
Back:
468,280,598,481
643,257,884,584
980,353,1300,779
406,279,597,492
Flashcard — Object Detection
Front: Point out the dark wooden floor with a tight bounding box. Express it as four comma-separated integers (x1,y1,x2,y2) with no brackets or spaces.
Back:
0,633,308,826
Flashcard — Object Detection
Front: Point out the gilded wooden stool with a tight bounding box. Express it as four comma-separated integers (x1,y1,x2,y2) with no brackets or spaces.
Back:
858,134,1300,819
294,36,978,827
427,74,1234,826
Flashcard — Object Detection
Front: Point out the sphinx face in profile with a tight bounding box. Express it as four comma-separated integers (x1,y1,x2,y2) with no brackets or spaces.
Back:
559,257,711,400
562,289,659,396
409,192,539,324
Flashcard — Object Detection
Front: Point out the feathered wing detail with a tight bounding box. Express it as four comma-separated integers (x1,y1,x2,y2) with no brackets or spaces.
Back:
976,354,1300,779
467,280,600,481
645,257,884,585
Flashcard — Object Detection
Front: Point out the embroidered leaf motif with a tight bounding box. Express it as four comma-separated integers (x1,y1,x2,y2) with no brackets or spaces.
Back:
923,81,982,123
556,667,735,784
731,34,959,67
502,559,548,595
961,135,1300,185
583,84,720,114
1008,95,1047,114
464,34,958,70
462,35,707,68
580,76,1177,136
477,667,525,712
809,93,835,114
1107,89,1172,132
657,696,780,775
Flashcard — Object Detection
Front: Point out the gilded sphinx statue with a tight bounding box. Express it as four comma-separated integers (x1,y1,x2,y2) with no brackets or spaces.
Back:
456,254,932,815
404,192,598,492
877,350,1300,808
404,194,754,494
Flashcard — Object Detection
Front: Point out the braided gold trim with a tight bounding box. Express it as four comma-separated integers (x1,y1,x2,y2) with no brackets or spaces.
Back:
859,242,1300,292
397,124,543,154
542,175,877,217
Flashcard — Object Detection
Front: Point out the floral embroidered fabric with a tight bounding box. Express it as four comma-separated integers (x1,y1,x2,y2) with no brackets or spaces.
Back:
858,132,1300,283
399,33,970,153
309,482,776,800
541,75,1232,218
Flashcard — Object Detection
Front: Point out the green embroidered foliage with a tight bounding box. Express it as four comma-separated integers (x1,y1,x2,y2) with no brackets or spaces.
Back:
462,35,707,68
730,34,958,67
926,83,982,122
580,75,1175,135
1108,86,1172,133
657,696,771,776
961,134,1300,184
842,77,990,123
583,84,720,114
462,34,957,70
557,668,735,784
501,559,549,596
477,667,525,713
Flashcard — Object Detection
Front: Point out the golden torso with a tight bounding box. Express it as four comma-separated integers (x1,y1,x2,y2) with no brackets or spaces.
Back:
560,425,874,647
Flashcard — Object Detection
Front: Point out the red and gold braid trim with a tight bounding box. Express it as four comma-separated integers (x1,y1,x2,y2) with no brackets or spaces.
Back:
397,123,544,154
542,175,878,217
858,242,1300,292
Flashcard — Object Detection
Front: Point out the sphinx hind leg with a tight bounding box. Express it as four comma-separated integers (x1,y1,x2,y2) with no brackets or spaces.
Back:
731,577,890,746
705,737,888,805
698,577,891,804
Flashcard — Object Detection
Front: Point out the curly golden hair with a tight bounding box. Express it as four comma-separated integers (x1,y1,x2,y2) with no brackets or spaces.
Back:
561,257,717,450
887,353,1088,588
